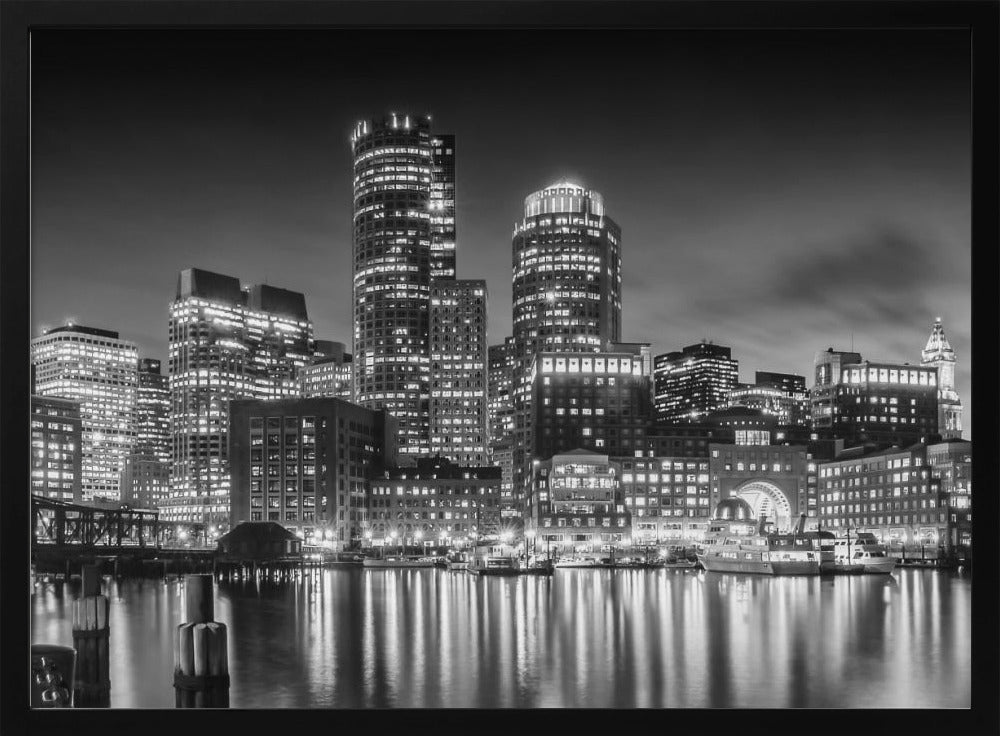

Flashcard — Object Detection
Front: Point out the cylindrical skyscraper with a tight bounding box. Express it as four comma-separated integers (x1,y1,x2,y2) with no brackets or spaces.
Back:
351,113,434,456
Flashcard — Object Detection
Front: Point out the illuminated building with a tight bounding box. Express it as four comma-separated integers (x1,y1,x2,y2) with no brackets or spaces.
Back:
511,181,623,513
926,439,972,548
430,134,457,279
429,279,489,465
229,397,397,548
921,318,963,439
351,113,450,457
708,443,810,532
30,394,83,502
488,337,515,449
817,442,950,548
654,342,739,423
811,348,939,447
121,358,171,509
529,347,652,461
299,340,353,400
728,371,810,427
369,457,501,548
166,268,314,526
527,450,630,554
618,455,711,544
31,324,138,502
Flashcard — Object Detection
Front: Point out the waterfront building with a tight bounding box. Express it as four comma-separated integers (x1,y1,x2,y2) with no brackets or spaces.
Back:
817,441,949,548
299,340,353,400
811,348,939,448
641,424,720,458
921,318,963,439
529,346,652,461
351,113,441,457
926,439,972,548
31,324,138,502
618,454,711,544
728,371,810,427
526,449,630,554
429,279,489,465
121,358,171,509
229,396,397,548
653,341,739,423
708,442,810,532
510,182,623,514
430,134,457,279
30,394,83,502
369,456,501,549
166,268,314,525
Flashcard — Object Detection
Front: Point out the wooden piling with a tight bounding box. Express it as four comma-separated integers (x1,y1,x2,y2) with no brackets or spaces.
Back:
174,574,230,708
72,564,110,707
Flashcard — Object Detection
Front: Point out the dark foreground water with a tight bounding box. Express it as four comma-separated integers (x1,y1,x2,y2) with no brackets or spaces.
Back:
31,567,970,708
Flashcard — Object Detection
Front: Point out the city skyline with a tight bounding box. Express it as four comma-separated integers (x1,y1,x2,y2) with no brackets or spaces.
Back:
30,29,971,434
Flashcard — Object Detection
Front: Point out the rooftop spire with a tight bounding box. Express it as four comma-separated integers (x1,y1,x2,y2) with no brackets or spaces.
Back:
921,317,955,363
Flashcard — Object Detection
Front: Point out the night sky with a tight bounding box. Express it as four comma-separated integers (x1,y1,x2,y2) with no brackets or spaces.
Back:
31,30,971,433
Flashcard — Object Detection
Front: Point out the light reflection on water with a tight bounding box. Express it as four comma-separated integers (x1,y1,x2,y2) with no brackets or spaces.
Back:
30,568,970,708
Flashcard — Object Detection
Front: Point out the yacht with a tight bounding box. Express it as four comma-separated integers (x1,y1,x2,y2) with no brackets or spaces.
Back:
833,532,897,574
361,556,436,569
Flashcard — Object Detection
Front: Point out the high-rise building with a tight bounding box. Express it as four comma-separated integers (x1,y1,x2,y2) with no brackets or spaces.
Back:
921,318,963,439
299,340,353,400
166,268,313,525
351,113,450,457
30,394,83,502
229,397,397,548
121,358,171,509
728,371,810,427
430,134,457,280
429,279,489,465
811,348,939,448
488,337,516,448
511,182,623,513
31,324,138,502
653,342,739,423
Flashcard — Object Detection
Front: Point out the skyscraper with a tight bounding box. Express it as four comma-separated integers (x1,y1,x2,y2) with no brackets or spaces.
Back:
165,268,313,525
488,337,516,447
428,279,489,465
299,340,354,400
121,358,171,509
30,394,83,502
510,181,623,512
352,113,457,457
31,324,138,502
921,317,963,439
653,342,739,423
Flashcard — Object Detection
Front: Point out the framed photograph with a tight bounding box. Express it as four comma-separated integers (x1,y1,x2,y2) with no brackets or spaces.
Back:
3,1,997,734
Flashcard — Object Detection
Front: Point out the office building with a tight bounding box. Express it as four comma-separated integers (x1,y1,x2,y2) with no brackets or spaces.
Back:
300,340,353,400
728,371,810,427
369,456,502,548
430,134,457,279
121,358,171,509
618,455,711,544
926,439,972,548
654,342,739,423
30,394,83,502
488,337,515,449
921,318,963,439
229,397,397,548
526,450,630,554
166,268,314,525
31,324,138,502
429,279,489,465
708,442,810,532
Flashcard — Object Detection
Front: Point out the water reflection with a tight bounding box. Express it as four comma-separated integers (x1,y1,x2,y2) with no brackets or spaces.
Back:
30,568,970,708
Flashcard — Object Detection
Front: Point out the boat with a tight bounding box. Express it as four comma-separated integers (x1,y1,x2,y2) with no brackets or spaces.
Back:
445,551,470,571
469,542,520,575
362,556,436,569
696,503,823,576
553,555,602,568
833,532,897,574
517,558,555,575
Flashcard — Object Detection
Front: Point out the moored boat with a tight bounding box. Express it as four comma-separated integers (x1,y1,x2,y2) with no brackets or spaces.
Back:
469,542,520,575
362,556,436,569
833,532,897,574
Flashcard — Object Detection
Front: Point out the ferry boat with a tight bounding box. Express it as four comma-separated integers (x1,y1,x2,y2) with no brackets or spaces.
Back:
833,532,897,574
362,556,436,569
696,501,823,576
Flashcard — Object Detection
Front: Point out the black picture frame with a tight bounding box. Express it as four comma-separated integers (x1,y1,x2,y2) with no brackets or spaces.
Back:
2,2,997,735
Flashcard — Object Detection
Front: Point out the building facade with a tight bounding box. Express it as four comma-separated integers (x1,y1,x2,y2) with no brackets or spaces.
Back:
430,134,457,280
429,279,489,465
921,318,963,439
166,268,314,525
526,450,630,554
654,342,739,423
708,442,810,532
926,439,972,548
488,337,515,449
121,358,171,509
229,397,397,548
30,395,83,502
817,442,949,548
31,324,138,502
368,457,502,549
728,371,810,427
299,340,353,400
617,455,711,544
